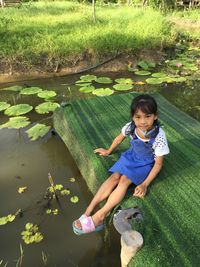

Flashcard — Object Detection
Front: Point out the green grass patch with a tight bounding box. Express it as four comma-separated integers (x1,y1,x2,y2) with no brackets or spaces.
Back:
0,1,175,68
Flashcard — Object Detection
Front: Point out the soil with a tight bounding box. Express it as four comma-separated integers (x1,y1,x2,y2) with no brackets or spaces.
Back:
0,49,167,83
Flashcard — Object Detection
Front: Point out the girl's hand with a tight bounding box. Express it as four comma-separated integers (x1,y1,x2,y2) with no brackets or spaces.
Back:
133,184,147,198
94,148,110,156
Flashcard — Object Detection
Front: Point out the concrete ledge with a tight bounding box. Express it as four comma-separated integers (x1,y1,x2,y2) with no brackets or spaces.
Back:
53,93,200,267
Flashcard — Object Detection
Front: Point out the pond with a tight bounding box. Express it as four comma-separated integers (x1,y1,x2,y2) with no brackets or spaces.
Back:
0,69,199,267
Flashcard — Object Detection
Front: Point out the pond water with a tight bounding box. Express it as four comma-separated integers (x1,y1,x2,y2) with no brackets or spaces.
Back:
0,71,199,267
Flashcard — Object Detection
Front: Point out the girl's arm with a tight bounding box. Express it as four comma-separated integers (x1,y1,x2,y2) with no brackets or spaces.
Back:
94,133,125,156
133,156,164,198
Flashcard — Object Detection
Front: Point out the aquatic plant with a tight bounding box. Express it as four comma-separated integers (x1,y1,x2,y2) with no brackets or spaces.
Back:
70,196,79,204
4,104,33,116
35,102,60,114
0,102,11,111
0,117,30,129
21,223,43,244
20,87,43,95
37,90,57,99
26,124,51,141
0,214,16,226
92,88,114,96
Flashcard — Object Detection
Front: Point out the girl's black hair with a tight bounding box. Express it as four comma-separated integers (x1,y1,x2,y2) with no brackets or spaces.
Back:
130,94,158,117
126,94,159,137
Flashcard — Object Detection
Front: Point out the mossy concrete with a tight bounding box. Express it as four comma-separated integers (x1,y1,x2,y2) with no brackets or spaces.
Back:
53,93,200,267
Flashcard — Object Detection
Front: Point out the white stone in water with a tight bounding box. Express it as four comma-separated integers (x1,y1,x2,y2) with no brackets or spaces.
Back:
120,230,143,267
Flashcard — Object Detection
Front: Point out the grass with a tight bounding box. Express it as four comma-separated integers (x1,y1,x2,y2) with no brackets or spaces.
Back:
53,92,200,267
0,1,175,69
168,9,200,39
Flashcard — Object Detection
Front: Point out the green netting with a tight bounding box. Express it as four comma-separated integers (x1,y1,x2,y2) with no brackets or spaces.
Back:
53,93,200,267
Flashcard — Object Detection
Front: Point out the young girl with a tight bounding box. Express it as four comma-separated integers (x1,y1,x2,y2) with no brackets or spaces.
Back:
73,94,169,235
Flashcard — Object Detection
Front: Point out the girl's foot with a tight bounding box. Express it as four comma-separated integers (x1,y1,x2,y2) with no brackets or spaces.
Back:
74,213,103,230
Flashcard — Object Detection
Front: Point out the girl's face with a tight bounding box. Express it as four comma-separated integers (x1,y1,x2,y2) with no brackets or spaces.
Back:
132,109,157,131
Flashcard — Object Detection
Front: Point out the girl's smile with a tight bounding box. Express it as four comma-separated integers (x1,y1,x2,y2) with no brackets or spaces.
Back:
133,109,157,132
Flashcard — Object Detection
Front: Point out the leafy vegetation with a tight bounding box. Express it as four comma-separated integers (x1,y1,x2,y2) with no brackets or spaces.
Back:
0,2,175,72
21,223,43,244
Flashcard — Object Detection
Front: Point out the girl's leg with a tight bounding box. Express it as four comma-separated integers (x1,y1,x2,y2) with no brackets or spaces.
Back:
75,173,121,228
84,172,121,216
92,175,132,226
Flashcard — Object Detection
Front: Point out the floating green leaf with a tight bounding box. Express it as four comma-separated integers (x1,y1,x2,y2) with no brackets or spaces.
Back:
113,84,133,91
48,184,63,193
26,124,51,141
70,177,75,182
76,83,92,87
137,60,149,70
35,102,60,114
173,77,187,83
134,71,151,76
146,78,163,85
115,78,133,84
0,101,11,111
0,116,30,129
0,214,16,226
79,86,95,93
37,90,57,99
20,87,43,95
92,88,114,96
70,196,79,203
4,104,33,116
46,209,58,215
137,60,155,70
95,77,113,84
61,189,70,196
80,74,97,82
2,85,23,92
21,223,43,244
151,72,167,78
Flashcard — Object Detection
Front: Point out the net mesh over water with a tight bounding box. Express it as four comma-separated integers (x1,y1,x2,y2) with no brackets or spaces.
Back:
54,93,200,267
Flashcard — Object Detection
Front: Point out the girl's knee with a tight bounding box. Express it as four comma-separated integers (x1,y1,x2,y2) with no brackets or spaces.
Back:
119,175,132,186
109,173,121,183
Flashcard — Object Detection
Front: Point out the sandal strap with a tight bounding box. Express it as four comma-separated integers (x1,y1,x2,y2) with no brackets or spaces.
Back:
80,216,95,233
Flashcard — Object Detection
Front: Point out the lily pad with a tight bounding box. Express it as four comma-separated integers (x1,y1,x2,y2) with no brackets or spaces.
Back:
20,87,43,95
76,83,92,87
115,78,133,84
95,77,113,84
0,116,30,129
134,71,151,76
70,177,76,182
151,72,167,78
2,85,23,92
70,196,79,203
173,77,187,83
92,88,114,96
80,75,97,82
0,101,11,111
37,90,57,99
35,102,60,114
146,78,163,85
26,124,51,141
137,60,156,70
79,86,95,93
113,84,133,91
4,104,33,116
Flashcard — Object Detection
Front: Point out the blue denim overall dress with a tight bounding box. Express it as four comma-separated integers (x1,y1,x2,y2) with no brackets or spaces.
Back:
109,132,156,185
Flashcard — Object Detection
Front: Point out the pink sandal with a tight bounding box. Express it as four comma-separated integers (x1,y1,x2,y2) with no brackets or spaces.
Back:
73,216,104,235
